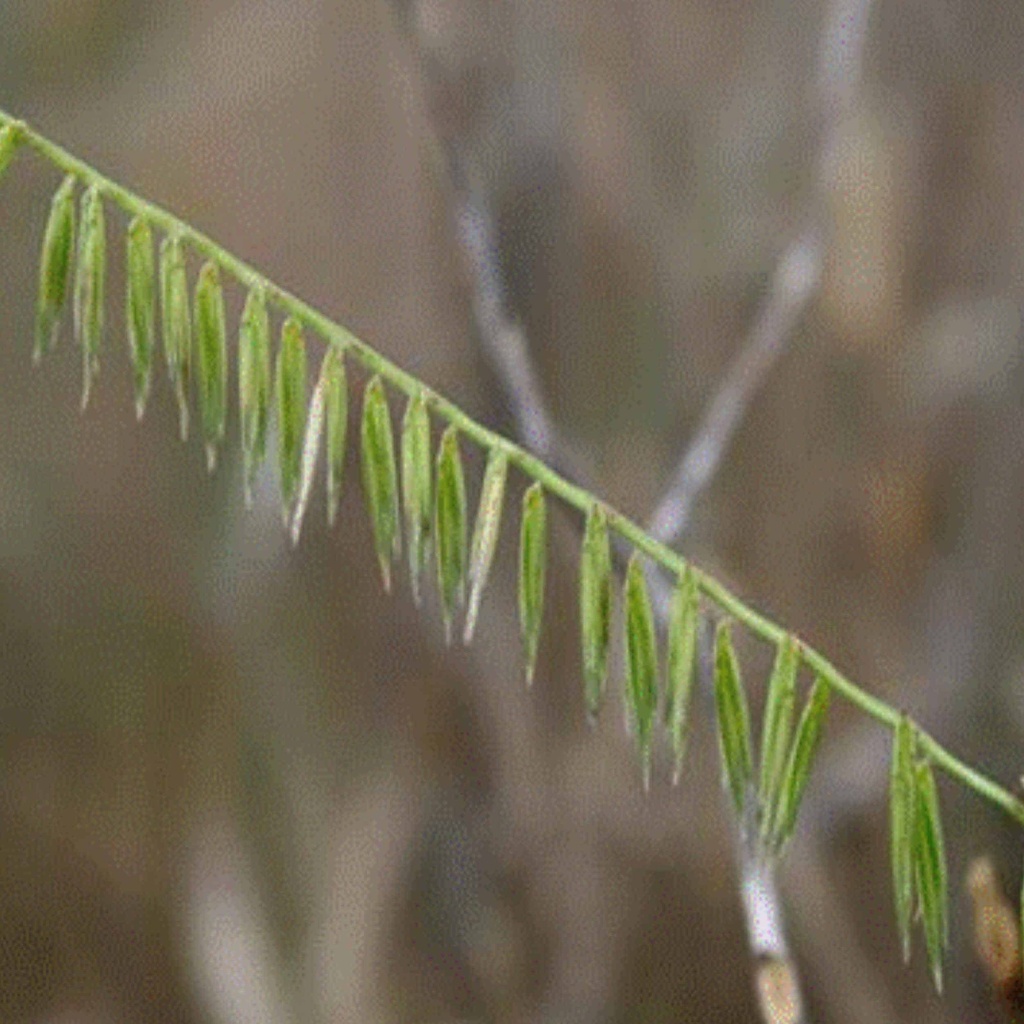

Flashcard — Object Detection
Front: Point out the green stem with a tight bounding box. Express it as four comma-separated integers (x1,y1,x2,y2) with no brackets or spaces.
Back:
4,107,1023,829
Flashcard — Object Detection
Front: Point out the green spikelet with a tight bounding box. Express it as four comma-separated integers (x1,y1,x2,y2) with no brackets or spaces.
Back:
913,757,948,993
35,174,76,364
580,504,613,724
665,564,698,784
73,184,105,411
435,425,467,639
714,621,753,819
193,261,227,470
769,674,830,855
464,450,508,644
324,347,347,528
401,389,431,604
239,286,271,507
160,234,192,440
518,482,547,684
624,553,658,791
890,714,915,965
360,375,400,592
276,317,307,524
125,216,155,418
758,634,800,843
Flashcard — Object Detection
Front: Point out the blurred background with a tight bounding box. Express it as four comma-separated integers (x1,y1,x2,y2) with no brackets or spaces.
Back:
2,1,1024,1021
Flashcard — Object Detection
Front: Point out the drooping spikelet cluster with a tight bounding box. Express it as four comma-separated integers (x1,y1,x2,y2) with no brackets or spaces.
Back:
4,123,957,995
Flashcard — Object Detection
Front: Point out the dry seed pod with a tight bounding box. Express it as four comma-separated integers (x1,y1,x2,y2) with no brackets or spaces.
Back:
714,621,753,819
401,389,431,603
73,185,105,411
666,564,698,784
580,504,612,723
239,286,271,506
890,714,915,964
324,347,347,528
361,374,400,592
160,234,192,440
769,675,830,855
125,216,155,419
518,482,547,684
276,317,307,524
290,354,331,546
0,120,25,182
193,261,228,470
35,174,76,364
624,553,658,791
913,757,948,992
463,450,508,644
759,634,800,843
434,425,467,638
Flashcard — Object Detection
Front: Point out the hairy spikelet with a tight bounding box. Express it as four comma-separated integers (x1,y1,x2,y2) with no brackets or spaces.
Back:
160,234,191,440
624,553,658,790
435,424,467,639
890,714,916,964
758,634,800,844
0,120,24,182
769,674,830,855
35,174,76,363
714,621,753,819
361,375,400,591
125,216,155,419
290,351,331,546
913,757,948,992
401,389,431,604
73,184,105,411
580,504,613,723
324,347,347,528
464,450,508,644
276,317,307,524
239,286,271,507
665,564,698,783
518,482,547,685
193,261,228,470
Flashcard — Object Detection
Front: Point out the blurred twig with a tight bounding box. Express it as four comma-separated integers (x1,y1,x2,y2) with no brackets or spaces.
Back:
646,0,875,549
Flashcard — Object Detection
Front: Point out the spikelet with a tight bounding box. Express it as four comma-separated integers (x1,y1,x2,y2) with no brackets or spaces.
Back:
768,675,830,855
624,553,658,791
360,374,400,591
464,450,508,644
276,317,307,524
890,714,916,964
289,351,334,545
160,234,191,440
518,482,547,684
193,261,227,470
579,504,612,723
758,634,800,842
125,216,155,418
913,756,948,992
35,174,76,364
434,424,467,638
73,185,105,411
324,347,347,528
239,286,271,506
401,389,431,603
665,564,698,783
713,621,753,819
